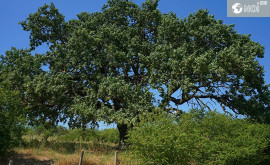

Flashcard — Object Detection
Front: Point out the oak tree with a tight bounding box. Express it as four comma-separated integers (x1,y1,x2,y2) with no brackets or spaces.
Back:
1,0,269,145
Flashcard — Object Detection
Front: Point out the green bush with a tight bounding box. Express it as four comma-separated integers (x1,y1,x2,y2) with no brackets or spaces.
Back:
58,128,119,144
128,110,270,165
24,125,119,145
97,128,119,143
58,128,93,142
0,87,26,155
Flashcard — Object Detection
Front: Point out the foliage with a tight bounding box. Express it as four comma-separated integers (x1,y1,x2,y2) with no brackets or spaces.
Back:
25,126,119,144
0,0,269,143
58,128,94,142
128,110,270,165
98,128,119,144
0,86,26,155
58,128,119,144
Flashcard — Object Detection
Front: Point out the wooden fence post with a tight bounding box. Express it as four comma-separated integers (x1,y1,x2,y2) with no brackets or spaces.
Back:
80,136,82,151
8,159,13,165
79,150,84,165
114,150,118,165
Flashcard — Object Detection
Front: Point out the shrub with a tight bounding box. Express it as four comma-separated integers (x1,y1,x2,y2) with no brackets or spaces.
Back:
57,128,119,144
128,109,270,165
0,88,26,155
59,128,93,142
97,128,119,143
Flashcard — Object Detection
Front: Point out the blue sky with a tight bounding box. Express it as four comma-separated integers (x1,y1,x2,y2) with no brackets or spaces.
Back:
1,0,269,128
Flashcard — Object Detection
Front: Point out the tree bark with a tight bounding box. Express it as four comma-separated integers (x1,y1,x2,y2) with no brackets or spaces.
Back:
117,123,128,149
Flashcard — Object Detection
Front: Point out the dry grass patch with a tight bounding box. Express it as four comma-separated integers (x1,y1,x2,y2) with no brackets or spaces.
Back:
14,148,137,165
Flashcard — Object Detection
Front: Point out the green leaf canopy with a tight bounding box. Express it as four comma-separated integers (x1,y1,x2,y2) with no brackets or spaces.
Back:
1,0,269,130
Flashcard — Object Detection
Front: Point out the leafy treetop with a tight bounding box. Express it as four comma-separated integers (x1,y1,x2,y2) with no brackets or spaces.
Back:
0,0,269,143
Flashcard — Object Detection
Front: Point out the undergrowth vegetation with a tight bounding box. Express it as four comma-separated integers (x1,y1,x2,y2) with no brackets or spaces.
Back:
3,109,270,165
22,127,119,154
15,127,127,164
0,87,26,156
128,109,270,165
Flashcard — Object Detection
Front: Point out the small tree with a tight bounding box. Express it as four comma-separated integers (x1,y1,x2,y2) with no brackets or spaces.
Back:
0,86,26,155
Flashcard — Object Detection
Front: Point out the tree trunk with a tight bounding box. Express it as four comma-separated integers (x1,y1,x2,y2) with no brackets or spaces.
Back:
117,123,128,149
